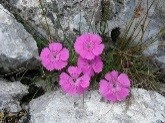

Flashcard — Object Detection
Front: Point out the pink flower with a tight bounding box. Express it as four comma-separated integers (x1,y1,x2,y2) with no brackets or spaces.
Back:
40,42,69,71
99,70,131,102
78,56,103,77
74,33,105,60
59,66,90,95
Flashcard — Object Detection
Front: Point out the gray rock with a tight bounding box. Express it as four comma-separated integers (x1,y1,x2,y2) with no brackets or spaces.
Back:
1,0,164,70
0,4,39,74
0,79,28,112
29,88,165,123
4,0,101,40
73,12,89,34
109,0,165,70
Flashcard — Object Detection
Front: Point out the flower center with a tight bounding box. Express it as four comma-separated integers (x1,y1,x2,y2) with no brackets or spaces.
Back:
109,79,118,89
84,41,94,50
112,83,117,88
86,43,91,48
88,60,92,63
71,73,79,81
49,51,60,61
72,77,80,86
74,77,83,86
72,78,76,84
71,73,83,85
54,54,60,60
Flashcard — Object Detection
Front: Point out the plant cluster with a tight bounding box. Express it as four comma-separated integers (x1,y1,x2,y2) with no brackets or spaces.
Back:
40,33,131,102
36,0,163,102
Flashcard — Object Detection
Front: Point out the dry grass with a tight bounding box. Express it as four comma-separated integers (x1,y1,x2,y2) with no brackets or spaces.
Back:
98,0,164,91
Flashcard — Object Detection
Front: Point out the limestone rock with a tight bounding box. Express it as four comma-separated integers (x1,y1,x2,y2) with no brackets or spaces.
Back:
0,4,39,74
0,79,28,112
0,0,164,70
29,88,165,123
102,0,165,71
4,0,101,40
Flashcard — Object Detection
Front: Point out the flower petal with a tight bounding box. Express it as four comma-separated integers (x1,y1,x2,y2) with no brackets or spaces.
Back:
60,73,74,93
92,56,103,73
92,44,104,56
90,33,102,44
40,48,54,71
76,86,87,95
59,72,70,86
53,60,67,70
79,50,95,60
99,79,109,97
86,52,95,60
85,68,95,77
105,93,117,102
40,47,50,59
68,66,81,78
74,36,85,54
70,85,86,95
77,56,87,68
59,48,69,61
78,57,94,76
43,61,54,71
79,75,90,88
118,73,131,87
116,87,130,101
49,42,62,52
105,70,118,81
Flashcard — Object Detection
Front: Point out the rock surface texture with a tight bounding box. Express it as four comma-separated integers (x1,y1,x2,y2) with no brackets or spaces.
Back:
0,79,28,112
106,0,165,71
0,0,164,70
0,4,39,74
3,0,101,40
30,89,165,123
